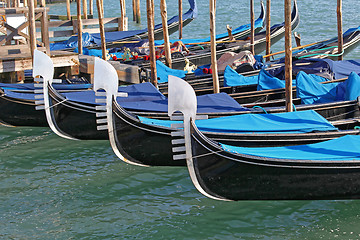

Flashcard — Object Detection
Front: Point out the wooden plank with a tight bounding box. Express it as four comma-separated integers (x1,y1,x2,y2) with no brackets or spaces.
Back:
0,7,47,14
0,51,79,72
79,54,140,83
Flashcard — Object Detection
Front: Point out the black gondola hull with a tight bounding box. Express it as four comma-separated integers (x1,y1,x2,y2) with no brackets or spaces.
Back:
189,123,360,200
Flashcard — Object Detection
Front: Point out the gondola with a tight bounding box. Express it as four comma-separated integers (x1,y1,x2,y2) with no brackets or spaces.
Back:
156,25,360,95
169,76,360,201
123,0,299,70
0,82,91,127
49,0,198,51
29,50,249,139
92,59,360,167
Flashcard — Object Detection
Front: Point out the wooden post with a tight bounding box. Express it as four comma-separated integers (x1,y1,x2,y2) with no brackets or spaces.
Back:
41,8,50,54
337,0,343,61
77,0,83,54
132,0,136,21
120,0,126,31
136,0,140,23
160,0,172,68
178,0,182,39
40,0,45,7
66,0,71,20
82,0,88,19
23,0,28,7
28,0,37,58
250,0,255,55
284,0,292,112
265,0,271,61
96,0,106,59
89,0,93,15
147,0,157,87
210,0,219,93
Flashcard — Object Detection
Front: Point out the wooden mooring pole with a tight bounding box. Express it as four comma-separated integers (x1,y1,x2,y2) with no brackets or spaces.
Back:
82,0,88,19
178,0,182,39
337,0,343,61
250,0,255,55
28,0,37,58
96,0,106,59
147,0,157,87
77,0,83,54
66,0,71,20
284,0,293,112
136,0,140,23
120,0,126,31
265,0,271,61
160,0,172,68
210,0,219,93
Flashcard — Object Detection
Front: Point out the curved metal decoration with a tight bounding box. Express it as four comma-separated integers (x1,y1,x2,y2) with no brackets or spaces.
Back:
33,49,77,140
167,75,224,200
93,57,132,163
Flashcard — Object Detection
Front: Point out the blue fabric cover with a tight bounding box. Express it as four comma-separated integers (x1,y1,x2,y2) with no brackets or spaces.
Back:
344,72,360,101
296,71,360,104
3,82,248,113
156,61,187,83
324,59,360,79
223,66,259,87
61,82,166,105
50,0,197,51
3,89,37,100
139,110,337,133
221,135,360,161
257,69,295,91
121,92,249,113
0,83,91,90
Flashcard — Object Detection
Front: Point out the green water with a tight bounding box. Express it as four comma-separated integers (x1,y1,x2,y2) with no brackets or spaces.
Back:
1,0,360,238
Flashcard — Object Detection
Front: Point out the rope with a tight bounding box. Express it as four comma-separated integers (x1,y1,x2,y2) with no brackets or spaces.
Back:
252,106,268,114
44,99,67,110
297,46,344,59
325,109,358,121
192,149,225,159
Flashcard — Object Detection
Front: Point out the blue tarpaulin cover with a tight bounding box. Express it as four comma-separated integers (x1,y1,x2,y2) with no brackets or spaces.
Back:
297,71,360,104
323,59,360,79
223,66,259,87
221,135,360,161
139,110,337,133
4,82,249,113
156,61,187,83
257,69,296,91
120,92,249,113
61,82,166,104
0,83,91,90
